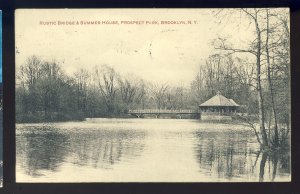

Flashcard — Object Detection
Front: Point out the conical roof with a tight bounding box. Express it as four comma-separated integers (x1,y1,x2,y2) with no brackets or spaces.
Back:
199,91,239,107
229,99,240,106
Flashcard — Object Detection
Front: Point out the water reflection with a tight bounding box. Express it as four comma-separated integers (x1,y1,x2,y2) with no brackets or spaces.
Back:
68,129,146,169
193,130,290,181
16,128,70,177
16,125,146,177
258,150,290,182
16,120,290,182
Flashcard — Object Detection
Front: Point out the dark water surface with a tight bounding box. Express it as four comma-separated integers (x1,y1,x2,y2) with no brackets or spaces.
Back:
16,119,290,182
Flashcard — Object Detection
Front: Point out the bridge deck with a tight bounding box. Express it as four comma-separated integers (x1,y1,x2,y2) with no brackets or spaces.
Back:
128,109,199,114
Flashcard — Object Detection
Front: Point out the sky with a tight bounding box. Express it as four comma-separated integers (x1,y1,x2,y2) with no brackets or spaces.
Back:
15,9,274,86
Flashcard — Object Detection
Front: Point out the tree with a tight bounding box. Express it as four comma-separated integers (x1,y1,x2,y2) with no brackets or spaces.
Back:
17,55,43,114
74,69,90,114
213,8,290,149
94,65,118,114
134,79,147,109
118,75,138,109
152,83,169,109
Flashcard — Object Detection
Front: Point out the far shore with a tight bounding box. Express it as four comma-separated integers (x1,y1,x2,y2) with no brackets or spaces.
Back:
16,117,249,126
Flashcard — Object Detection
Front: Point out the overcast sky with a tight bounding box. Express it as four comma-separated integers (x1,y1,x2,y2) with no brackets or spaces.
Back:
15,9,272,86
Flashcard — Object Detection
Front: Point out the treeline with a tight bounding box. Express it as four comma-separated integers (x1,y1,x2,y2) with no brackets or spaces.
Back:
15,57,192,122
16,54,256,123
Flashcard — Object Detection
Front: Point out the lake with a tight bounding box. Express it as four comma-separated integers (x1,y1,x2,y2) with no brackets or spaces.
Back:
16,118,291,182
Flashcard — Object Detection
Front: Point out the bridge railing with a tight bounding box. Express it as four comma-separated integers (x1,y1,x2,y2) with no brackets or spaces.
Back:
128,109,199,114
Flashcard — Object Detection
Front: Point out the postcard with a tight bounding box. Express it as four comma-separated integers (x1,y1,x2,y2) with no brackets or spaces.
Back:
15,8,290,182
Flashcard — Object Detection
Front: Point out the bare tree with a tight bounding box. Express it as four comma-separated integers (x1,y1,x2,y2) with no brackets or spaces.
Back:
134,79,147,108
265,9,279,146
74,69,90,113
94,65,118,113
214,8,269,147
152,83,169,109
213,8,290,149
17,56,43,114
118,75,138,105
18,55,42,87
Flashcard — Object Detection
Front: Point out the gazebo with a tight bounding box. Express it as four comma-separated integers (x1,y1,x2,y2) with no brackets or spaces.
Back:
199,91,240,120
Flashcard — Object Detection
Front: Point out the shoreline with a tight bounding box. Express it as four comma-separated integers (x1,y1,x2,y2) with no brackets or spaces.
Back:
16,117,248,126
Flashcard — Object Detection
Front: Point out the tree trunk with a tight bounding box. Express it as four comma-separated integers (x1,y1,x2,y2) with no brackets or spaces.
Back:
255,16,268,147
265,9,279,147
259,152,268,182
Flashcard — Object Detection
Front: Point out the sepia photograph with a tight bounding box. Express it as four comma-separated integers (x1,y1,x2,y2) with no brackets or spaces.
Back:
15,8,290,182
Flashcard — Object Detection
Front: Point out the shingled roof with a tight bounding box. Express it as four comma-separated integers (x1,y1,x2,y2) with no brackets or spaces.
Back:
199,91,240,107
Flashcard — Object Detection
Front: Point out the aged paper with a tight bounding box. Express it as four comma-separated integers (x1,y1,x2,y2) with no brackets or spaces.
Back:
15,9,290,182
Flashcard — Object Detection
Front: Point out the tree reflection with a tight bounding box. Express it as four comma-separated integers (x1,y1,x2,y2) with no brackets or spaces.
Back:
259,152,267,182
258,149,290,182
16,127,70,177
16,126,146,177
68,129,146,169
194,131,250,180
193,131,290,181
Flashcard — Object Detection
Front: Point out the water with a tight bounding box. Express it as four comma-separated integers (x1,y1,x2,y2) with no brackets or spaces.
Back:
16,118,291,182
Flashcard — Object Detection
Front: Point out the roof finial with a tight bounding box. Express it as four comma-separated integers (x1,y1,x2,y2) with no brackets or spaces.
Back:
217,91,221,95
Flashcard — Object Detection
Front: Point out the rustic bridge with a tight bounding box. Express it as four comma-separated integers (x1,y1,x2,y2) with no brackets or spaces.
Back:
128,109,200,119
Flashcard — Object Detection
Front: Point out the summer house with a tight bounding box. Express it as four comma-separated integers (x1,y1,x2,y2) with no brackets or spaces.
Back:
199,91,240,120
